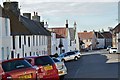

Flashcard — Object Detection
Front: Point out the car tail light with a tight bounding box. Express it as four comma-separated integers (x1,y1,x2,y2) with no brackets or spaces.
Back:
38,66,44,73
2,74,12,80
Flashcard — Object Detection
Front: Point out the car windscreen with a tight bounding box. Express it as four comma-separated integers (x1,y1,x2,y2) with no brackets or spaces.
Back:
35,56,54,66
2,60,32,72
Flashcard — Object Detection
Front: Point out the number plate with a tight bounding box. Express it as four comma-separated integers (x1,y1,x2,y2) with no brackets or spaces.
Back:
19,74,32,79
44,65,53,71
58,71,63,74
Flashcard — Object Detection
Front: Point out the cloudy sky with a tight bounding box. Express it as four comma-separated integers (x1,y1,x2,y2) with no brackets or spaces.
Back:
0,0,119,32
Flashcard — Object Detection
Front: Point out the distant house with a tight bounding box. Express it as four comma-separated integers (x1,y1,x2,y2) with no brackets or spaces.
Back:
112,23,120,53
101,32,112,48
48,20,79,54
78,31,97,50
1,1,51,60
0,5,12,60
95,32,105,49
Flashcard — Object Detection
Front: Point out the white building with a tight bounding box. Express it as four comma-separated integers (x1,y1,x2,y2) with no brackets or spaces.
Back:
0,5,12,60
48,20,78,55
1,1,51,60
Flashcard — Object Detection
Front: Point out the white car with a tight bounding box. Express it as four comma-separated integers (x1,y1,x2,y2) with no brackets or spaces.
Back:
57,51,81,62
109,47,118,53
52,58,67,78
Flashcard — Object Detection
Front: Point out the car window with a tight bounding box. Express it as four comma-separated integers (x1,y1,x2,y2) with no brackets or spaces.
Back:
2,60,32,72
52,58,60,62
111,48,117,49
35,56,54,66
68,52,75,55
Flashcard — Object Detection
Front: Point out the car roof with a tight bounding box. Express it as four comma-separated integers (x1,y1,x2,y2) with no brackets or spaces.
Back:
0,58,25,63
25,55,50,59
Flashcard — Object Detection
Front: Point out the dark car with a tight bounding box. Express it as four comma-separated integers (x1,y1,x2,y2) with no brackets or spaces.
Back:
0,58,37,80
25,56,59,80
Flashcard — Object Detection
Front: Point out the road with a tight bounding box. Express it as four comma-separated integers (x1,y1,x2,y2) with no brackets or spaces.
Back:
63,49,120,80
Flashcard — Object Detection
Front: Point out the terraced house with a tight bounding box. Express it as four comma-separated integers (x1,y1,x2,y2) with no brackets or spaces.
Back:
0,5,11,60
0,1,51,60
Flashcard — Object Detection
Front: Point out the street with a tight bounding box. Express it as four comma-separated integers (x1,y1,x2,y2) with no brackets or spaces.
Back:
64,49,120,80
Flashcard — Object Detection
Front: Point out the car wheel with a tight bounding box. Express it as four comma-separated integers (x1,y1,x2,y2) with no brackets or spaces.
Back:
74,57,78,61
60,75,65,80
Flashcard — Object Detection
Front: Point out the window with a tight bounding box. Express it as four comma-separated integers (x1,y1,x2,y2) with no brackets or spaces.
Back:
19,36,21,48
33,36,35,46
70,40,72,46
30,52,32,56
2,47,4,60
2,60,31,72
17,54,20,58
11,51,14,59
24,36,26,45
36,36,38,46
13,36,15,49
28,37,30,47
39,36,41,46
25,53,27,57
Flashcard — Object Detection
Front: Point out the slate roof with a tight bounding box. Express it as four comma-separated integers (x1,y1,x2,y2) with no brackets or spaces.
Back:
95,32,104,38
78,32,94,39
69,28,75,41
2,8,51,36
101,32,112,38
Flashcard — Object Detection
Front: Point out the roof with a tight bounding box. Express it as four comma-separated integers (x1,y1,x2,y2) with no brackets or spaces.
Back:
69,28,75,41
101,32,112,38
95,32,104,38
112,23,120,33
78,32,94,39
2,8,51,36
48,28,67,38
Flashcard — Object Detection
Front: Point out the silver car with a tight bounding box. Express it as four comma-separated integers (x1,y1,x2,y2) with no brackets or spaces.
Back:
52,58,67,77
57,51,81,62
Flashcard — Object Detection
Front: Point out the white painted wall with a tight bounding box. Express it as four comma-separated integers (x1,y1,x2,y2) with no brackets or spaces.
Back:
0,17,12,60
11,35,48,59
51,32,58,55
118,32,120,53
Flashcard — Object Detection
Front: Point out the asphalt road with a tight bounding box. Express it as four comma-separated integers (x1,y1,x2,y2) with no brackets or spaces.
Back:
63,49,120,80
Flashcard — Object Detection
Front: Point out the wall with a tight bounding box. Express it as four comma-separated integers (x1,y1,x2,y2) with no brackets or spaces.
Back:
97,38,105,49
0,17,12,60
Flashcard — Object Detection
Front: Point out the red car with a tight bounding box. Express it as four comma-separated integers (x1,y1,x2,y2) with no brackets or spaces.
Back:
25,56,59,80
0,58,37,80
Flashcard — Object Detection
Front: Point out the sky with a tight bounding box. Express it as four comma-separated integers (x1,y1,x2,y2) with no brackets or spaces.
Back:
0,0,119,32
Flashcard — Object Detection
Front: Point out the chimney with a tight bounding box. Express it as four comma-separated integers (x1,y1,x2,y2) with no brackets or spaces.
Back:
74,21,76,30
66,20,68,28
44,22,48,29
3,1,20,15
32,12,40,22
23,13,31,20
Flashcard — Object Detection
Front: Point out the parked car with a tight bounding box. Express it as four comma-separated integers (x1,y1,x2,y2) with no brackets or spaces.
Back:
107,46,111,51
0,58,37,80
57,51,81,62
25,56,59,80
109,47,118,53
52,58,67,77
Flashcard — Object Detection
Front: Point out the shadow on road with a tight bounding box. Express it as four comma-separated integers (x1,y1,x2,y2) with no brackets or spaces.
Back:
63,54,120,80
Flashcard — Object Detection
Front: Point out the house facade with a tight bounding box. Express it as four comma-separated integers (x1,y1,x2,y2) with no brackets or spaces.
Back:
0,1,51,60
78,31,97,50
0,5,12,60
112,23,120,53
95,32,105,49
101,32,112,48
48,20,78,54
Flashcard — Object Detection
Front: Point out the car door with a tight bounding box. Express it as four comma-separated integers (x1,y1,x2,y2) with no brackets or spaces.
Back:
69,52,76,60
64,53,70,61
